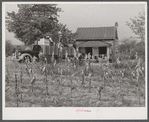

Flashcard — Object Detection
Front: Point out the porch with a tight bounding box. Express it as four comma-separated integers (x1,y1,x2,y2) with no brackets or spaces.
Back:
77,41,112,60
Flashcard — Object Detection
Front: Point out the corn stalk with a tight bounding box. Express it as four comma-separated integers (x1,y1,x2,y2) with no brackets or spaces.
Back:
26,67,30,77
15,74,19,107
70,79,72,86
71,87,75,98
121,71,125,103
135,58,143,107
20,68,22,84
136,68,141,107
30,76,35,93
45,69,49,96
61,68,63,76
59,84,62,96
116,57,121,68
16,94,19,107
15,74,19,94
98,87,103,100
88,79,91,93
6,68,10,83
20,94,23,103
119,79,122,98
81,70,85,87
103,72,106,92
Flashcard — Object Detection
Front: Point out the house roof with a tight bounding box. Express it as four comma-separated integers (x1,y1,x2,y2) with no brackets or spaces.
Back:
77,41,111,47
75,26,117,40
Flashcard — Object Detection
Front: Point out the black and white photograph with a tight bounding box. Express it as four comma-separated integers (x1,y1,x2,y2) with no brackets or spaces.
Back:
3,1,147,120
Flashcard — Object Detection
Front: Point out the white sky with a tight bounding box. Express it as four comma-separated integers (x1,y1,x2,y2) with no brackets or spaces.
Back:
4,2,146,45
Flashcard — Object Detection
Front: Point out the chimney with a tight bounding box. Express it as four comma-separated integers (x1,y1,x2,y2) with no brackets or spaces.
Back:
115,22,118,27
115,22,118,39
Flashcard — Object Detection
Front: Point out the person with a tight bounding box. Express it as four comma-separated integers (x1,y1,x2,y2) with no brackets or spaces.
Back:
88,53,91,59
78,52,84,63
84,54,87,59
15,50,18,59
38,51,43,61
109,54,112,63
72,40,77,50
32,45,43,61
73,47,77,58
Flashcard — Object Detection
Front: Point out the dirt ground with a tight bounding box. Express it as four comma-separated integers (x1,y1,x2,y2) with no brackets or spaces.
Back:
5,57,145,107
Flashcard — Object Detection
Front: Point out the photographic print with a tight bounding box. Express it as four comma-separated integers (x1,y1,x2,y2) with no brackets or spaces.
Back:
3,1,147,120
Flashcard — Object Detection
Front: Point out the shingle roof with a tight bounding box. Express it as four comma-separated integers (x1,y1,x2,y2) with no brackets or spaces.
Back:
77,41,111,47
75,26,117,40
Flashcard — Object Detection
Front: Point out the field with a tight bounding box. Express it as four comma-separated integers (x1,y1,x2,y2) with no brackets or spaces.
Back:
5,57,145,107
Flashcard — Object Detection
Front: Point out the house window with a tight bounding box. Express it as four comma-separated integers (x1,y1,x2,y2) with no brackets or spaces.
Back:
85,47,92,56
99,47,107,54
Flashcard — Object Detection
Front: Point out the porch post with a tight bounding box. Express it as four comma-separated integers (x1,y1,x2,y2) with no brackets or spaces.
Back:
113,40,116,62
107,47,109,61
92,47,94,58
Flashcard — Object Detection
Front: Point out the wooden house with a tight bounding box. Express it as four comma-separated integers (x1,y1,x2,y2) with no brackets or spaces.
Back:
36,36,74,58
74,22,119,61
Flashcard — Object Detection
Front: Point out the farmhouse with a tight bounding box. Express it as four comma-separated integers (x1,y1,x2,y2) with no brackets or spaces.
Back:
74,22,119,61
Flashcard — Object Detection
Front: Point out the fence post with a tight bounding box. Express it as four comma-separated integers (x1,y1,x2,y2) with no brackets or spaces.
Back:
15,74,19,107
45,71,49,96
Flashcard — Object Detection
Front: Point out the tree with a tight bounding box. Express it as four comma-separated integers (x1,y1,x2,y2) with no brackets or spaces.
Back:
59,23,72,47
6,4,62,45
118,38,145,61
126,12,145,42
135,41,145,61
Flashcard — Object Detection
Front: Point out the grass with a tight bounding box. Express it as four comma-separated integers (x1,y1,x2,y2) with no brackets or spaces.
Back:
5,56,145,107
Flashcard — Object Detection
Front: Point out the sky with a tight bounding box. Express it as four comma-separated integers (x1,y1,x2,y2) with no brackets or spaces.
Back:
4,2,146,45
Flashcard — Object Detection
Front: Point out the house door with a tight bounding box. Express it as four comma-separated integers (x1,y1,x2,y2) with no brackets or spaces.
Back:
85,47,92,56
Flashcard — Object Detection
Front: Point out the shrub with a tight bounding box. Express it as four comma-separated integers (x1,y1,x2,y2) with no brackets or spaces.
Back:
135,42,145,61
5,40,15,56
14,45,26,51
118,39,145,61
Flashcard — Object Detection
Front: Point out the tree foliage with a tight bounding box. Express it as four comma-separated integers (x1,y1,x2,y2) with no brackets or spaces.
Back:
126,12,145,42
6,4,66,45
135,41,145,61
118,38,145,61
59,23,72,46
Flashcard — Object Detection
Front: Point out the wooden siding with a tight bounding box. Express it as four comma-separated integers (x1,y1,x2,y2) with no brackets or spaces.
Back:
79,47,85,54
93,47,98,57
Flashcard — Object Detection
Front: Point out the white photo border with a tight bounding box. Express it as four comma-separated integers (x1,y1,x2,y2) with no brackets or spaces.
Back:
2,1,148,120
